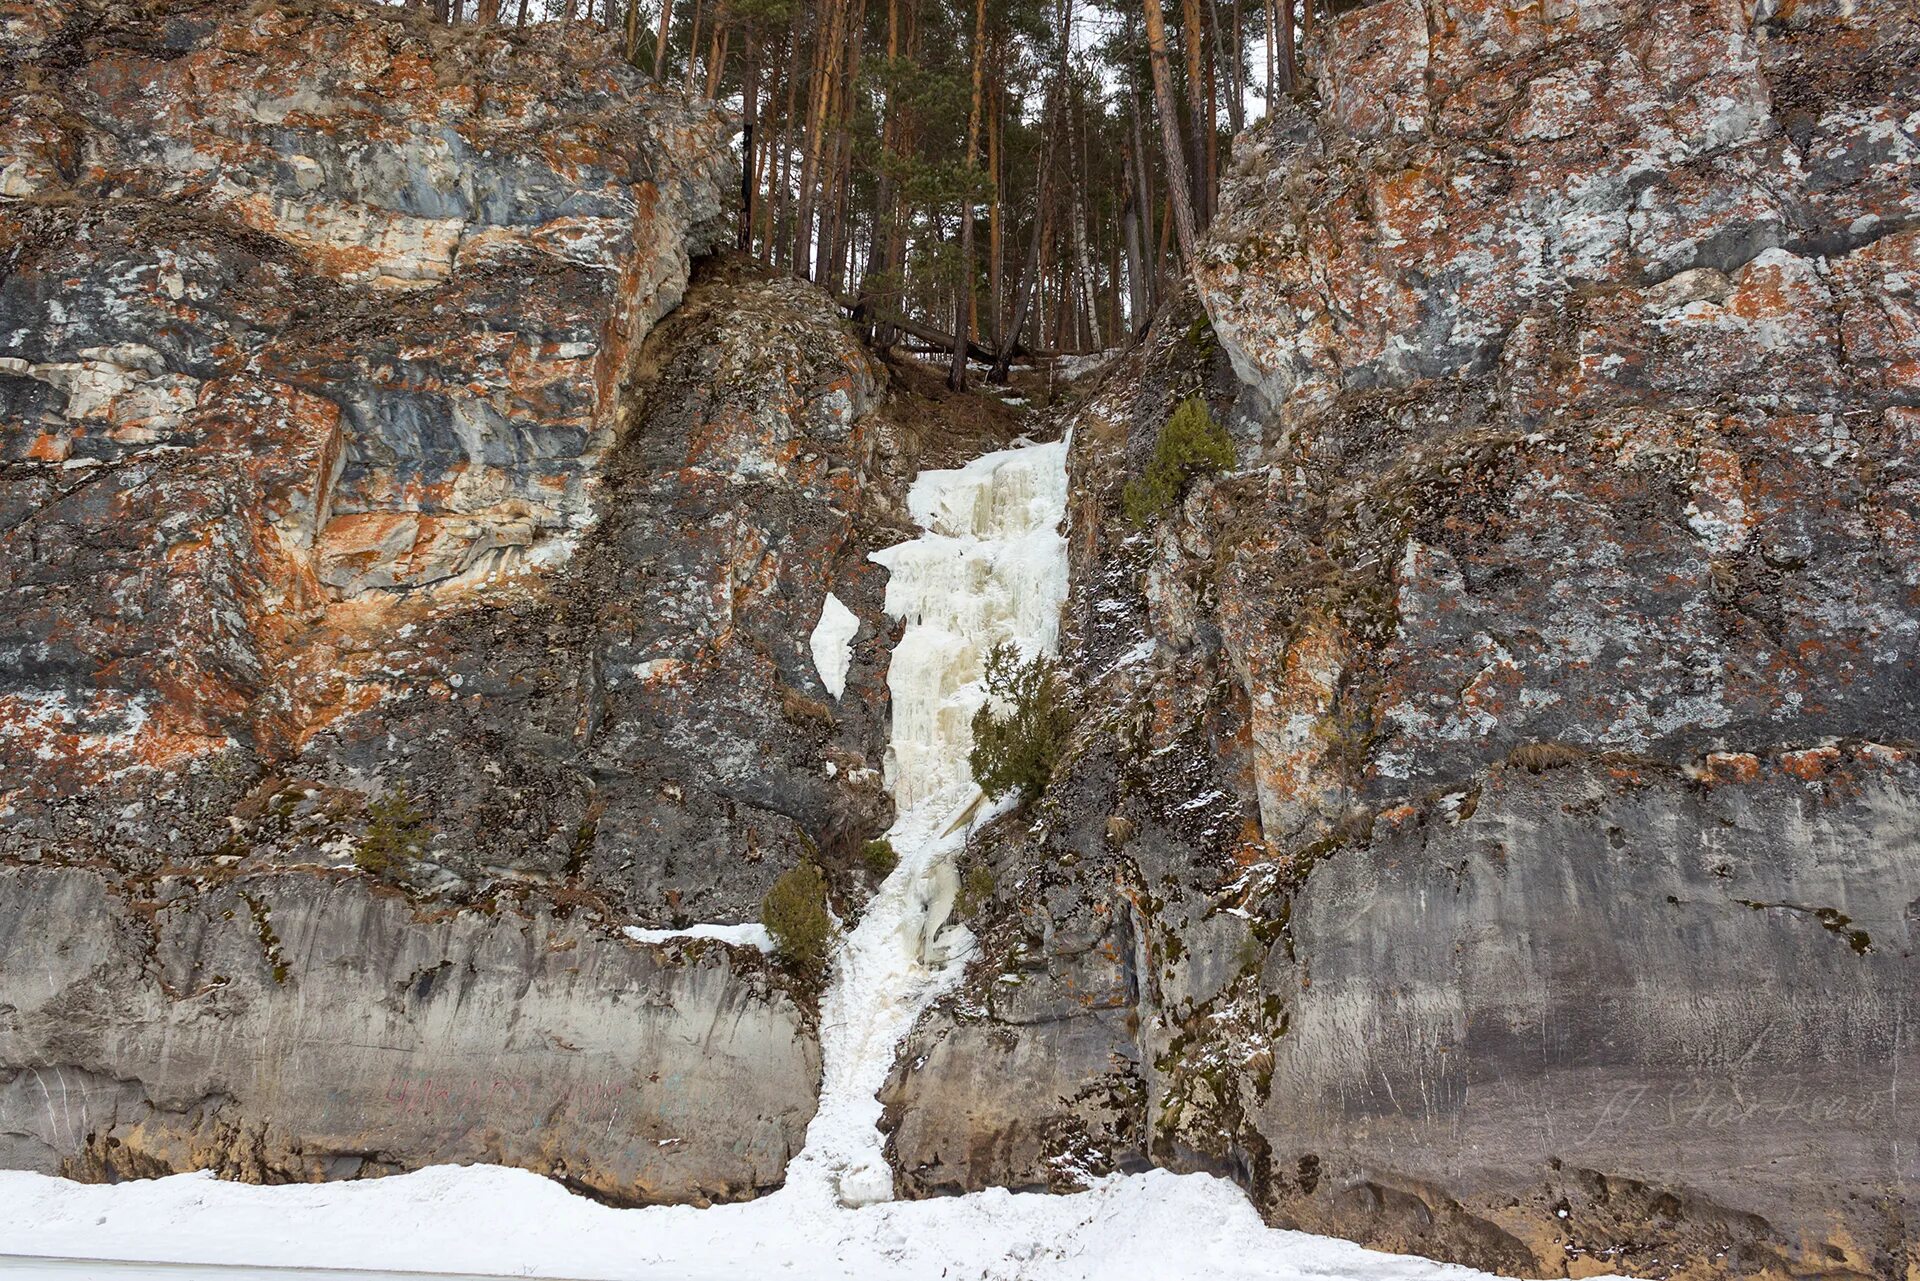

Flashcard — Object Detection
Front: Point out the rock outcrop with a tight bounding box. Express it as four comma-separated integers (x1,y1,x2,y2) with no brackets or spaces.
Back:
883,2,1919,1277
0,862,815,1205
0,0,920,1201
0,0,731,818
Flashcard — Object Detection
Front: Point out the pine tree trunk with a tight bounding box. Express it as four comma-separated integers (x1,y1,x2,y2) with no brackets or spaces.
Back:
949,0,988,391
986,76,1004,355
1121,150,1149,336
1070,87,1102,352
654,0,675,77
855,0,902,339
989,82,1058,382
739,36,759,251
1143,0,1201,268
1203,0,1218,222
1278,0,1295,95
706,26,729,96
773,39,799,268
1220,0,1243,135
1128,69,1157,312
1264,0,1274,104
1179,0,1208,226
768,14,801,265
793,0,844,279
681,0,703,90
820,0,865,287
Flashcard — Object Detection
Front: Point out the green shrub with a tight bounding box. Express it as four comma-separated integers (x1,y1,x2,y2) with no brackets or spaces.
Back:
955,863,996,918
968,643,1074,802
860,838,898,881
357,789,429,875
762,860,831,971
1123,396,1235,525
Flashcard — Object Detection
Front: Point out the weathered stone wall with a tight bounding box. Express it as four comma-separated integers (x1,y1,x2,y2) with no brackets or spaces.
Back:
0,0,732,816
0,863,817,1205
883,1,1920,1276
0,0,910,1201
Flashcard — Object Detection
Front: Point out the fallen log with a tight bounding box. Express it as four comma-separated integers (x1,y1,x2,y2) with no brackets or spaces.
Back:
836,296,1060,365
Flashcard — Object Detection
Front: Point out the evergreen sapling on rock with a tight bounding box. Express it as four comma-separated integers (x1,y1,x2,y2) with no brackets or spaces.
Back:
1124,395,1234,524
968,642,1074,802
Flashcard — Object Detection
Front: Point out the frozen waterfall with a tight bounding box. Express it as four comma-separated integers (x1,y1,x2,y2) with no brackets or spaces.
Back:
787,437,1072,1207
868,442,1071,809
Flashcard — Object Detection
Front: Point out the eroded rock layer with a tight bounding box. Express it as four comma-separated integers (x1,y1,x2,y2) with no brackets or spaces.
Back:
883,1,1919,1276
0,862,815,1205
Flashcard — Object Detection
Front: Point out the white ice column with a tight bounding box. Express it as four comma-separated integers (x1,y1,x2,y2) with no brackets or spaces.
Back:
867,442,1070,811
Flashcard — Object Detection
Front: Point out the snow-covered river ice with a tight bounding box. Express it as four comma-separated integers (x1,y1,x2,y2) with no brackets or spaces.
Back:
0,440,1515,1280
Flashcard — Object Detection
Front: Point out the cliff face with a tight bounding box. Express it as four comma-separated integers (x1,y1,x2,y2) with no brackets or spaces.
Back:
0,0,921,1202
0,863,814,1203
6,0,1917,1270
883,1,1919,1277
0,0,730,821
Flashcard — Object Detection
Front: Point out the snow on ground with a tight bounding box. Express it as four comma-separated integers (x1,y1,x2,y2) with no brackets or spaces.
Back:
0,1163,1519,1281
0,439,1552,1281
1051,348,1122,382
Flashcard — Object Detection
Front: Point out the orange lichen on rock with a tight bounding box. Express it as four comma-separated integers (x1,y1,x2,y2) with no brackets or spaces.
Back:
0,0,730,821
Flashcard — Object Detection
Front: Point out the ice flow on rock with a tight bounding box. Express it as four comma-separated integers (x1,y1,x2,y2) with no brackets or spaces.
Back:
786,439,1071,1209
868,443,1070,810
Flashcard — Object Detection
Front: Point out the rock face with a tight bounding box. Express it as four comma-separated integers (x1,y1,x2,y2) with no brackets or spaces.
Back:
0,0,731,819
0,862,815,1204
280,257,900,927
0,0,917,1202
884,2,1919,1277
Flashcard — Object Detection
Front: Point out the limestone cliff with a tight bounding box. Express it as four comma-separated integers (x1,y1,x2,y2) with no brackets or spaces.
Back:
0,0,930,1203
5,0,1916,1272
882,2,1919,1277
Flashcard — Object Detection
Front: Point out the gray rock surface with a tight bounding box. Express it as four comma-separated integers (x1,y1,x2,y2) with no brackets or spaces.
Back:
0,862,817,1204
1256,755,1918,1276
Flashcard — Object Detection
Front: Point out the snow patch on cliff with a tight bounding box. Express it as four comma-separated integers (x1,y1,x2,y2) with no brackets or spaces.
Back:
809,592,860,700
623,922,773,951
